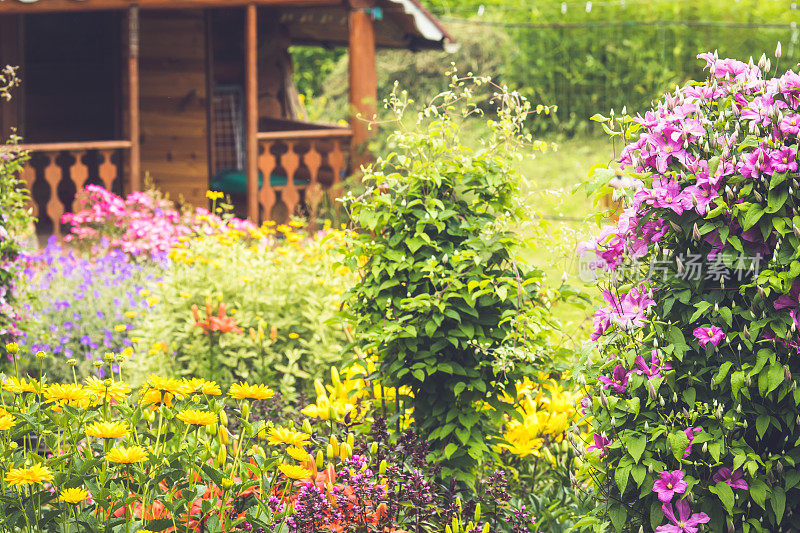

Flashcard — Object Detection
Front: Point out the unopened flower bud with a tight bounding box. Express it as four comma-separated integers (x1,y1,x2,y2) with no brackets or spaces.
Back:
370,442,378,455
316,450,324,469
776,41,783,58
217,444,227,467
302,419,313,434
474,502,482,522
785,365,792,382
241,402,250,420
692,223,701,241
647,380,657,400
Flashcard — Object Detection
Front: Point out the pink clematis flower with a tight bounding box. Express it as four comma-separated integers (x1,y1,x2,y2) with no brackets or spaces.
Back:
683,427,703,458
655,500,710,533
598,364,630,393
653,470,688,503
587,433,612,458
712,467,748,490
632,350,672,379
693,326,725,349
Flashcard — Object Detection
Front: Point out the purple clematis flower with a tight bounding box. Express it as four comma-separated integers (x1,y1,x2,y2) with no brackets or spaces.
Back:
712,467,748,490
632,350,672,379
587,433,612,458
683,427,703,458
693,326,725,349
655,500,710,533
598,364,630,393
653,470,687,503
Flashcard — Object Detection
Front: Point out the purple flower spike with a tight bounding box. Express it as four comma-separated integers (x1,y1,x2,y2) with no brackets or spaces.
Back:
712,467,748,490
655,499,710,533
692,325,725,348
653,470,687,503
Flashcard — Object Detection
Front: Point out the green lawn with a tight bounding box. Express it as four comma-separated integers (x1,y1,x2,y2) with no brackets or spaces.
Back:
517,135,614,337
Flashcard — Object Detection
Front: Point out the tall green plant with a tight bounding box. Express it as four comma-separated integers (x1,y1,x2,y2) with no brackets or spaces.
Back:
342,73,552,483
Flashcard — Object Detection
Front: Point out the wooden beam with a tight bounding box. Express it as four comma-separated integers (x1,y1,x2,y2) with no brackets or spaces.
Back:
347,1,377,171
0,0,340,14
127,5,141,192
245,3,258,222
257,127,352,141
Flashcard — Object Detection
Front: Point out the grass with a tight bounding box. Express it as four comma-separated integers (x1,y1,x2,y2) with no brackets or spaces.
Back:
516,134,616,341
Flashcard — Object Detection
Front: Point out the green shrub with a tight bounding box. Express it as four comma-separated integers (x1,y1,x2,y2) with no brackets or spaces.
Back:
342,71,562,483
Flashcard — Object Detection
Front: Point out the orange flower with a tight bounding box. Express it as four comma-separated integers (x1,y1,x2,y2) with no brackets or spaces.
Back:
192,301,242,335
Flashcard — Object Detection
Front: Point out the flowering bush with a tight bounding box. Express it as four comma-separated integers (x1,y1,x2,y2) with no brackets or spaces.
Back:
132,219,353,396
15,238,165,381
0,354,538,533
62,185,257,257
578,48,800,532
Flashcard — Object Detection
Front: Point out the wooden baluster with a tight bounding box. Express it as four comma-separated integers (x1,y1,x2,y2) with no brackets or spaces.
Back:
282,141,300,219
21,161,38,221
98,150,117,190
257,140,276,222
71,150,89,193
304,141,324,218
43,153,63,238
328,139,346,200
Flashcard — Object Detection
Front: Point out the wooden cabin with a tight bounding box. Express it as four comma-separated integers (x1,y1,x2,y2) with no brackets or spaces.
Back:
0,0,453,234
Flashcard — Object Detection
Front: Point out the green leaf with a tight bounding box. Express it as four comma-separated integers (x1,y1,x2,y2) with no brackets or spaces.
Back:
770,172,789,190
615,464,631,494
444,443,458,459
756,414,770,439
709,481,735,513
713,362,733,385
742,204,765,231
772,486,786,524
608,504,627,532
668,431,689,462
749,479,769,510
631,464,647,487
708,440,722,462
731,371,746,399
785,469,800,491
629,434,646,463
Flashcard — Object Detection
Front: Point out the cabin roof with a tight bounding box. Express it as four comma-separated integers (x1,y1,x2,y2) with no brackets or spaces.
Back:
0,0,455,51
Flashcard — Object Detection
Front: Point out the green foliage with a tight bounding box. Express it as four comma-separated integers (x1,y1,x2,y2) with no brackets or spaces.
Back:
342,72,554,483
0,65,31,351
132,221,353,397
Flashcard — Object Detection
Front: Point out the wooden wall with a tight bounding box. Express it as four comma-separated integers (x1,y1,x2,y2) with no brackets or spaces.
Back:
0,15,22,142
139,9,208,208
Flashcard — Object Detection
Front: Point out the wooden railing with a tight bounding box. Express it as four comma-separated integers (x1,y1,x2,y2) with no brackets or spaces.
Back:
256,128,351,223
17,140,131,238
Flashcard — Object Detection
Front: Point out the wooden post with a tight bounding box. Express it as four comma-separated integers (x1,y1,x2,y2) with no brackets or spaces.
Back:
347,0,377,171
127,5,141,192
245,3,259,222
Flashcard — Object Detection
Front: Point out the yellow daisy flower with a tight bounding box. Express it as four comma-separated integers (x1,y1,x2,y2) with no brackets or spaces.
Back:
2,376,39,394
45,383,90,410
286,446,311,462
267,426,310,447
84,377,131,404
58,487,89,504
4,463,53,487
0,413,15,431
186,378,221,396
229,382,275,401
176,409,217,426
106,445,148,464
278,463,311,480
85,421,129,439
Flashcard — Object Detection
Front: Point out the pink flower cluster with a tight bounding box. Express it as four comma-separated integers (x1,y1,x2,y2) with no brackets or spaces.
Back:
61,185,257,256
